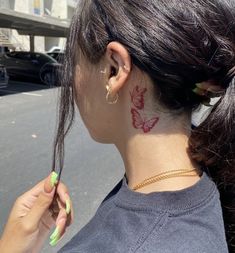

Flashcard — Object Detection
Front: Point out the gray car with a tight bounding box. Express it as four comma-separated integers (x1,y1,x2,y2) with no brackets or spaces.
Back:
0,51,60,86
0,64,9,88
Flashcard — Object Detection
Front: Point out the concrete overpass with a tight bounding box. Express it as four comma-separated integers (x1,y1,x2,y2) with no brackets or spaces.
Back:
0,8,70,51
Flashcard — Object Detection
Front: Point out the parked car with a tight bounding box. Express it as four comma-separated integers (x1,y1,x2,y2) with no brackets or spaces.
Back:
0,64,9,88
47,52,64,63
0,51,61,86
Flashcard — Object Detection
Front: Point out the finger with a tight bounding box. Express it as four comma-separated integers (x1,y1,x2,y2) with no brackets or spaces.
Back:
49,193,73,227
21,171,58,200
55,183,74,227
45,172,59,194
48,186,73,227
66,197,74,227
49,208,67,246
56,182,72,216
42,179,73,226
58,224,68,244
23,172,58,232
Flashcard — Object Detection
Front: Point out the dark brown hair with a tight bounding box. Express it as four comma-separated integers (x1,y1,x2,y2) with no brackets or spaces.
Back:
53,0,235,251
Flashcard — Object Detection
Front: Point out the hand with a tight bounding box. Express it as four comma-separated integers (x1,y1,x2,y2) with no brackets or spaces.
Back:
0,172,74,253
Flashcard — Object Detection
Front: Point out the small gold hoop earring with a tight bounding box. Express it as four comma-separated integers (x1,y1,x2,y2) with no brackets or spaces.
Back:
106,85,119,104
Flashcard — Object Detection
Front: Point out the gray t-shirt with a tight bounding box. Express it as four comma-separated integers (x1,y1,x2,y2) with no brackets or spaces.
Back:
58,171,229,253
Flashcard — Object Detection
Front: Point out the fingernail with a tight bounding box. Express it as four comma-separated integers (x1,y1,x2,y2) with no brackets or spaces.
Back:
50,233,60,246
50,226,59,240
50,172,58,188
66,199,71,214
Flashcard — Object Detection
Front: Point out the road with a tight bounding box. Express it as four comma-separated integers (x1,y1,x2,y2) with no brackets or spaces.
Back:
0,81,124,252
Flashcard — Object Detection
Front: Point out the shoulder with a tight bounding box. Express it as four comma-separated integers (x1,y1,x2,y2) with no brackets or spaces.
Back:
135,201,229,253
100,177,123,206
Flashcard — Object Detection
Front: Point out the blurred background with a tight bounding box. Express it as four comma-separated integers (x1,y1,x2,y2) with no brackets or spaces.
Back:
0,0,213,252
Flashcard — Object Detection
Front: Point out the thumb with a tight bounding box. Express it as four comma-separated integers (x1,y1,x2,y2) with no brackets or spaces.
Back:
24,172,58,231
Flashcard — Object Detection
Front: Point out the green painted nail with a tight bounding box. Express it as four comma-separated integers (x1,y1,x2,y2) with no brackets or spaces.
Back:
66,199,71,214
50,172,58,187
50,226,59,240
50,234,60,246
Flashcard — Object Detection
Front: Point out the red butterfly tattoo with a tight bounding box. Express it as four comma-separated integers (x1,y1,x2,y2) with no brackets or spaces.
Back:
129,86,147,110
131,108,159,133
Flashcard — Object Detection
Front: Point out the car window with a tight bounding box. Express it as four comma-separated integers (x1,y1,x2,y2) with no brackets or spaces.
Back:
6,52,19,59
6,52,31,61
48,53,57,58
34,54,57,65
17,53,31,61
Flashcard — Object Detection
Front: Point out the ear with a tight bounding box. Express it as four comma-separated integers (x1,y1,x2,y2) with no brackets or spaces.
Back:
105,42,132,95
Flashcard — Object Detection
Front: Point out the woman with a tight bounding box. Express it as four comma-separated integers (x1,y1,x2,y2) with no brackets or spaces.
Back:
0,0,234,252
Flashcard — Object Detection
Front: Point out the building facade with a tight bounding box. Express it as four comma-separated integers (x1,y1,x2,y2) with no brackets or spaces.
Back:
0,0,76,52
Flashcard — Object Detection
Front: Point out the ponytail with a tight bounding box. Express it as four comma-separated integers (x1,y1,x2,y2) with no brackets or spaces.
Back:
189,71,235,252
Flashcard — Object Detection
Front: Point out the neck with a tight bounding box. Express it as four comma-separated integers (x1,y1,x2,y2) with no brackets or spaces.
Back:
115,122,202,193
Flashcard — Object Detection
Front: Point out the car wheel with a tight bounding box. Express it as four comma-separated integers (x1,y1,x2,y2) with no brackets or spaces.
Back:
42,72,55,86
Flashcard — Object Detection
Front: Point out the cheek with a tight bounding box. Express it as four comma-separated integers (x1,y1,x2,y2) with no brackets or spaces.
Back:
74,67,107,135
75,68,84,96
74,71,95,120
74,76,86,118
74,68,90,109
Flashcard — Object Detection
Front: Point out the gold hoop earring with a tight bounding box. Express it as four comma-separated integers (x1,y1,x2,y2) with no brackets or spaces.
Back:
106,85,119,104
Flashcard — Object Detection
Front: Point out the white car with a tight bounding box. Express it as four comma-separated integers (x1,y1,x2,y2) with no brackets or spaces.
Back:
0,64,9,88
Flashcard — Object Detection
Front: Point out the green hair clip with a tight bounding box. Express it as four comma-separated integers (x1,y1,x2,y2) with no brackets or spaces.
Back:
192,83,213,106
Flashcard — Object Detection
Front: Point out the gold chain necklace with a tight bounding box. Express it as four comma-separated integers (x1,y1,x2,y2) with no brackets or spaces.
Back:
132,168,200,191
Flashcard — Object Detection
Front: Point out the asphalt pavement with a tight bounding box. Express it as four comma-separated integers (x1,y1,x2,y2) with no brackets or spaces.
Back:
0,81,124,252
